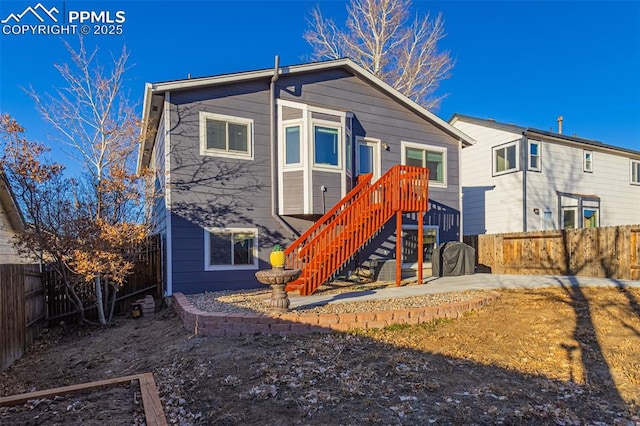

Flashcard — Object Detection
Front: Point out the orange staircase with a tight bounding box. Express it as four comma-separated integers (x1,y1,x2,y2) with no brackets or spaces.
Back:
284,165,429,296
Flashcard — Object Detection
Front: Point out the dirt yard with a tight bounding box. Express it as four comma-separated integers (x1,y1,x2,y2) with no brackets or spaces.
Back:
1,285,639,425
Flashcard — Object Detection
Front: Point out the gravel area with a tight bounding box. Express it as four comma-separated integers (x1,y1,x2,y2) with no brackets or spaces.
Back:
185,284,492,316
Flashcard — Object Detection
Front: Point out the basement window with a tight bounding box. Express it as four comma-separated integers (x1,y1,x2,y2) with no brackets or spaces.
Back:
204,228,258,271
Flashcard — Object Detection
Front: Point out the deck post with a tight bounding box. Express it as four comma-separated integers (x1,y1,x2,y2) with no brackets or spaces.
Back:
418,212,424,284
396,211,402,286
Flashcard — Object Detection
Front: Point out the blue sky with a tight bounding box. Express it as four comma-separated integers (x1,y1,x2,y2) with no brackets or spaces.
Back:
0,0,639,160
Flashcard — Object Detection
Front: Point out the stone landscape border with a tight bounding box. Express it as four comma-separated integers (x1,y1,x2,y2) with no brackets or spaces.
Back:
172,291,501,336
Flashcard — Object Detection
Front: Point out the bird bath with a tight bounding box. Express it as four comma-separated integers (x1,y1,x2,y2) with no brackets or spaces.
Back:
255,268,301,312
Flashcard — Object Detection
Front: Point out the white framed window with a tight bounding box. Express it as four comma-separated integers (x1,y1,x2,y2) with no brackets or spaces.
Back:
313,122,341,168
631,160,640,185
356,137,381,180
493,141,518,175
528,140,541,171
199,112,254,160
583,150,593,172
204,227,258,271
401,141,447,187
562,207,577,230
284,122,302,167
583,208,599,228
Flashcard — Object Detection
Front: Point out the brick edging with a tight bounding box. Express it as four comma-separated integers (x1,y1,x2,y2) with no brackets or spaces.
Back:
172,292,501,337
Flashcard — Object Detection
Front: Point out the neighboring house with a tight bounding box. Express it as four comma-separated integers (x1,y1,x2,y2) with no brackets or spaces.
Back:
451,114,640,235
0,172,28,264
137,58,474,295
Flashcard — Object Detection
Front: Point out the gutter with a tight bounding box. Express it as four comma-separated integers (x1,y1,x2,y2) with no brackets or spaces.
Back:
270,55,299,240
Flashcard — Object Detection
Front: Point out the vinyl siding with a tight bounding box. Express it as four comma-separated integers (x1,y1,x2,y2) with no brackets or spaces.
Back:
167,81,296,293
525,140,640,229
282,170,304,215
455,118,640,234
149,109,166,235
0,206,24,264
456,120,524,235
278,69,461,213
163,68,463,293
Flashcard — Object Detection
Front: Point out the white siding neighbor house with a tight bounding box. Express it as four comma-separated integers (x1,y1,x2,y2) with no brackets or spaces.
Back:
0,173,27,264
451,114,640,235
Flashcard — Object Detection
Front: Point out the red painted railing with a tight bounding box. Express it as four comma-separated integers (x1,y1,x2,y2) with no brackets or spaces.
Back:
285,165,429,296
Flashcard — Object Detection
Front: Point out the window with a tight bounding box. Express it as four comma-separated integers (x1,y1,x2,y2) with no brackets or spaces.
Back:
401,225,439,265
402,142,447,187
583,150,593,172
583,209,599,228
543,210,554,230
356,137,381,180
204,228,258,271
529,141,541,171
562,208,577,230
284,125,301,165
493,142,518,175
314,125,340,167
559,193,601,229
200,112,253,159
631,160,640,185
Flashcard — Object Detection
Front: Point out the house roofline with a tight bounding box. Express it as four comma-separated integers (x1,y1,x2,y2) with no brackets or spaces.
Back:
450,113,640,158
137,58,475,172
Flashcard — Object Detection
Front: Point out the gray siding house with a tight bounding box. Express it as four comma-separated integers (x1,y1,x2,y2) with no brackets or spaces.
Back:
138,59,474,295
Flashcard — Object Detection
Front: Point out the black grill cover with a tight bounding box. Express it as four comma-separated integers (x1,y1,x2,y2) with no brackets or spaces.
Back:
432,242,476,277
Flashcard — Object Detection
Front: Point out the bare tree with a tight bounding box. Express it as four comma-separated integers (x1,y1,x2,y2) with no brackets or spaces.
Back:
305,0,454,110
13,38,148,325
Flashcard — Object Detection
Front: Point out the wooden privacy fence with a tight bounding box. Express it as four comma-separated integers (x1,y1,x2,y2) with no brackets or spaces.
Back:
0,264,45,370
464,225,640,280
45,234,162,324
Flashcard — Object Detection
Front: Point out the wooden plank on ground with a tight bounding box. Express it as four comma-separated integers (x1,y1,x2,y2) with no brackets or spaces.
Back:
139,372,168,426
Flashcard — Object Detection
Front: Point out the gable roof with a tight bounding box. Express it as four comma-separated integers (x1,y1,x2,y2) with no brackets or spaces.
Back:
450,113,640,158
137,58,475,173
0,171,25,232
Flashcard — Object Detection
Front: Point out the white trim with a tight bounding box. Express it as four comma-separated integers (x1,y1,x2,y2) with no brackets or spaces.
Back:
492,140,519,176
199,111,254,160
282,119,304,169
528,140,541,172
164,94,173,296
356,136,382,181
632,159,640,185
561,206,578,230
583,150,593,173
401,141,448,188
204,227,259,271
312,120,343,170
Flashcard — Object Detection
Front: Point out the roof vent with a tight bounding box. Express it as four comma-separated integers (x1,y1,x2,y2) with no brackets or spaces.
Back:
557,115,563,134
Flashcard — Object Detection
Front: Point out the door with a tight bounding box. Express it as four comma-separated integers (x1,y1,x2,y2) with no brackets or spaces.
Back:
356,137,381,181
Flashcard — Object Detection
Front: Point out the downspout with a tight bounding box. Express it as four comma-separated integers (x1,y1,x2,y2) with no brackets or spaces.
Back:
522,132,528,232
270,55,299,239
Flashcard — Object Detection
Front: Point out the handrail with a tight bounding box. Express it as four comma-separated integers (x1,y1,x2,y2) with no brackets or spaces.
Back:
285,165,429,295
284,173,372,257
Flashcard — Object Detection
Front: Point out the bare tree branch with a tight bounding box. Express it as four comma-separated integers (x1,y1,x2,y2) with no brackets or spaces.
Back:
305,0,454,110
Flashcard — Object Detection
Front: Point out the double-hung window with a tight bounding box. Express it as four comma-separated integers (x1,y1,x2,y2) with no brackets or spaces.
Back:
493,141,518,175
631,160,640,185
528,141,541,171
284,124,302,166
583,150,593,172
204,228,258,271
200,112,253,159
402,141,447,187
